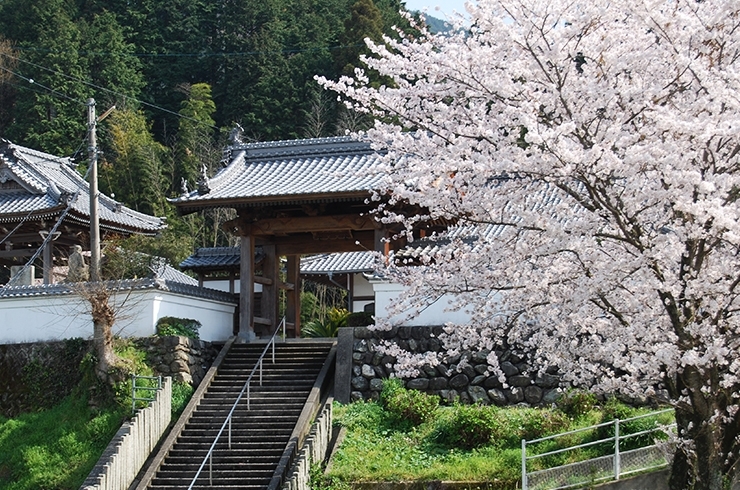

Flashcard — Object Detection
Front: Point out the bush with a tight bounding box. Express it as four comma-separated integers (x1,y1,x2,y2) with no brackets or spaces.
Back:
156,317,201,339
379,378,439,429
347,311,373,327
432,403,499,449
596,397,666,451
556,389,598,419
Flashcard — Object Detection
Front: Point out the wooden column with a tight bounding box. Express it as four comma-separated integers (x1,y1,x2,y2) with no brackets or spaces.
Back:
238,234,256,341
260,244,279,336
285,255,301,337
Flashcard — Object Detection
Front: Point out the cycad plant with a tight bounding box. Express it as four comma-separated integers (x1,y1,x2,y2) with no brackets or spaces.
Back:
301,308,349,338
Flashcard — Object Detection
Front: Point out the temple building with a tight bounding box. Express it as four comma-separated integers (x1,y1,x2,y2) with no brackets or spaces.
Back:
0,139,166,285
171,135,446,340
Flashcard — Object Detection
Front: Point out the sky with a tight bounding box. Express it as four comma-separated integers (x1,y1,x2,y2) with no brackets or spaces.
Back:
404,0,472,19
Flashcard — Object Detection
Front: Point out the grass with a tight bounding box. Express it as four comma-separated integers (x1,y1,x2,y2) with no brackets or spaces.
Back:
0,394,126,490
0,338,195,490
322,385,674,489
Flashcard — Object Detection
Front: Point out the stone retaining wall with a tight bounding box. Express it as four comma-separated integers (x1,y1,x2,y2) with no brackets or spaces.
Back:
133,336,219,386
0,336,218,417
336,326,562,406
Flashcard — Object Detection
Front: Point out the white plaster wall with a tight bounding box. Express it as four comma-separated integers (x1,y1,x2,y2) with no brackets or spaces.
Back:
150,292,235,341
351,273,375,313
0,289,235,344
372,281,473,326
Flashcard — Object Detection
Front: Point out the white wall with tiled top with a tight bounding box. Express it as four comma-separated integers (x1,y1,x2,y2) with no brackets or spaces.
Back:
0,289,235,344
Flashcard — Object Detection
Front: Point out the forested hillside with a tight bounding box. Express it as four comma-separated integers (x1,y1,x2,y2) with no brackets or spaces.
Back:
0,0,412,261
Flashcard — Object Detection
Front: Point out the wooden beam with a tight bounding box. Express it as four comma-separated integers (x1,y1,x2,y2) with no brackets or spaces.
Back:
236,214,378,236
263,230,376,255
253,276,274,286
0,249,35,258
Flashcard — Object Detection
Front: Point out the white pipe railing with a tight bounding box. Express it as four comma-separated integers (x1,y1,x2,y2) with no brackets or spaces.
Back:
188,317,286,489
522,408,675,490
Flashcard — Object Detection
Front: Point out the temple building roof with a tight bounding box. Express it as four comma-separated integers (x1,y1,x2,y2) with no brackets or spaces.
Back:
0,139,165,235
171,136,385,213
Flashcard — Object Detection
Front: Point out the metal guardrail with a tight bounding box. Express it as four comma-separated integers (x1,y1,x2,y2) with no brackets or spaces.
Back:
187,317,287,489
522,408,676,490
131,375,162,414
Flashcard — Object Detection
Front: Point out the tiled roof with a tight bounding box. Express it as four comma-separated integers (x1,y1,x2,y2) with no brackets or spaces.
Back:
0,275,235,303
300,251,376,274
0,140,165,234
180,247,241,270
180,247,375,275
171,136,385,209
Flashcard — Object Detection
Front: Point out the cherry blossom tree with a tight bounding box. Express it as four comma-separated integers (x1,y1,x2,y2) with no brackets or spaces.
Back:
320,0,740,487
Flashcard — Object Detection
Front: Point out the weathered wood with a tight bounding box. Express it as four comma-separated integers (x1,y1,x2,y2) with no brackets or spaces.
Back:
237,214,377,236
261,244,278,335
239,235,255,341
253,276,274,286
285,255,301,337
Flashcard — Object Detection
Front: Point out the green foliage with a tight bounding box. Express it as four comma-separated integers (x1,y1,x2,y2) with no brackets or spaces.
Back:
330,398,673,486
347,311,373,327
171,381,194,419
102,108,169,217
19,339,89,413
156,317,201,339
174,82,217,194
556,389,598,419
302,308,349,338
0,395,126,490
432,403,498,450
100,244,152,280
379,378,439,428
596,398,672,451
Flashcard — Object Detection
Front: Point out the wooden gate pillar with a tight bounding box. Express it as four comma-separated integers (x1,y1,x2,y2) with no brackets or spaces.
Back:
238,234,256,342
285,255,301,337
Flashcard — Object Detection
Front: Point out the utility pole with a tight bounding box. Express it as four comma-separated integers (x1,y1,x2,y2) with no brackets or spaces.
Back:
87,98,100,281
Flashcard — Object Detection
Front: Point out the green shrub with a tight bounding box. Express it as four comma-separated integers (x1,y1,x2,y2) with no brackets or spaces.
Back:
171,381,194,418
156,316,201,339
556,389,598,419
596,397,667,451
347,311,374,327
379,378,439,428
301,308,350,338
432,403,498,449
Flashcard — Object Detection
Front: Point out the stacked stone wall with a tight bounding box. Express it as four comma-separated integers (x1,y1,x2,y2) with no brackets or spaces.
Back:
0,336,219,417
133,336,219,385
346,326,562,406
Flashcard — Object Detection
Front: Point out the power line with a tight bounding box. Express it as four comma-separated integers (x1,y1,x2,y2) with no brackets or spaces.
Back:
0,53,218,130
0,65,87,105
12,42,367,59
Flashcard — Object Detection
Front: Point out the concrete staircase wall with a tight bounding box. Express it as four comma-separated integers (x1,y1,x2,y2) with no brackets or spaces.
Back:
133,338,335,490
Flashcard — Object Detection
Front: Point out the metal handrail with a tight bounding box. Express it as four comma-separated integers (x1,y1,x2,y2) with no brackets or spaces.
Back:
187,317,287,489
522,408,675,490
131,375,162,414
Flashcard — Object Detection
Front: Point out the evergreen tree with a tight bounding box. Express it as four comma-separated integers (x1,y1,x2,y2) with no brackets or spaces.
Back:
78,12,145,110
336,0,384,77
0,0,89,155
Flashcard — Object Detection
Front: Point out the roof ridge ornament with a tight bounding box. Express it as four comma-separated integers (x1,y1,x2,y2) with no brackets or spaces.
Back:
197,164,210,195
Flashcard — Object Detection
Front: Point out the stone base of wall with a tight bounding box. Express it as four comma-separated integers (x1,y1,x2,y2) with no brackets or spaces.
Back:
344,326,562,406
0,336,220,417
0,338,89,417
133,336,219,386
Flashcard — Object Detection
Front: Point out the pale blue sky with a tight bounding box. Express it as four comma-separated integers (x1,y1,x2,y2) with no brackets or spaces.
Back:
404,0,472,19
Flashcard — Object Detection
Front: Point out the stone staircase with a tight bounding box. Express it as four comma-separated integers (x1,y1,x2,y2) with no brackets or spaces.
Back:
135,339,335,490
